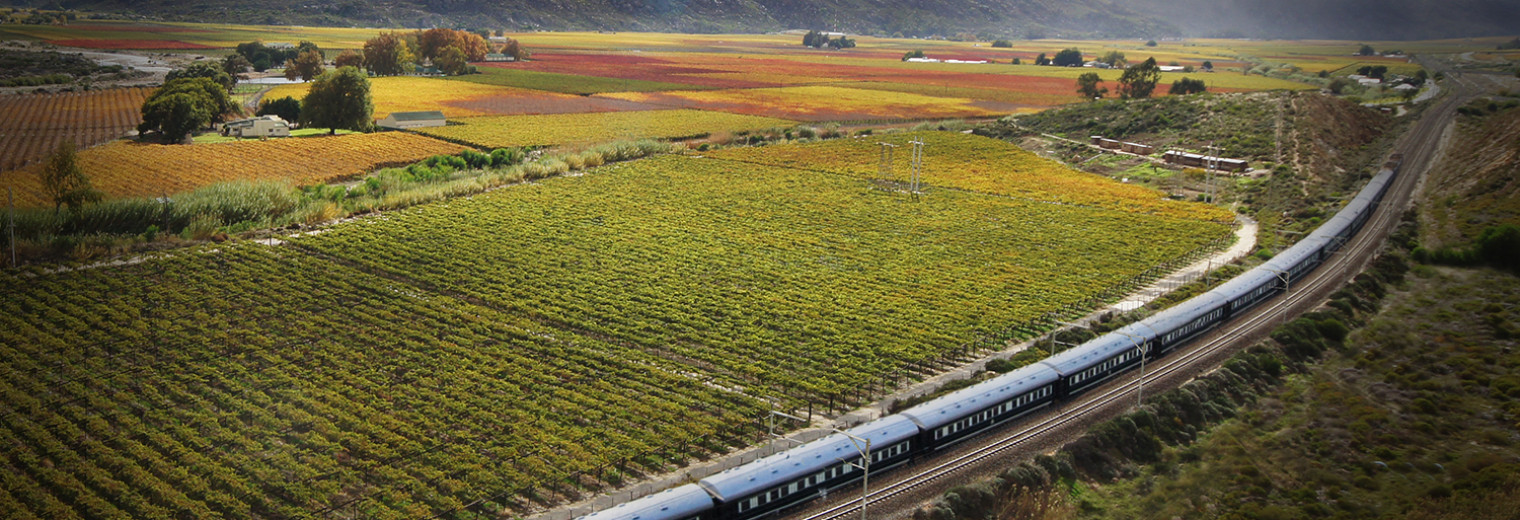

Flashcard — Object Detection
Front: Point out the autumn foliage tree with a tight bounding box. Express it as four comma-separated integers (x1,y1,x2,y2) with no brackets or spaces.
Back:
138,77,234,143
38,141,102,214
334,50,363,69
284,49,324,82
362,32,415,76
417,28,488,63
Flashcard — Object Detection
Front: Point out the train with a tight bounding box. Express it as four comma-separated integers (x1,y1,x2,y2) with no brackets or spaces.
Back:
579,158,1402,520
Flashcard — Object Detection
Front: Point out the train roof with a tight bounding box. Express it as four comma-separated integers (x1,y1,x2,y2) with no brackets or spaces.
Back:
898,363,1060,430
697,415,919,501
1208,267,1280,302
1262,235,1329,273
575,484,713,520
1135,291,1229,336
1038,331,1137,376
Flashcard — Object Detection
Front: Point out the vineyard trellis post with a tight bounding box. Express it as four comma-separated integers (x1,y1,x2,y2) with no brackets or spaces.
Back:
877,142,898,186
909,139,925,195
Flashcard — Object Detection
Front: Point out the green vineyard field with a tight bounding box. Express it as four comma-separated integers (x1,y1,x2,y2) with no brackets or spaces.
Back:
1,133,1232,518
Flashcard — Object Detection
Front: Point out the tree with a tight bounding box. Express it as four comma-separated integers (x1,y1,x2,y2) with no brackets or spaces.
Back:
1053,48,1083,66
299,66,373,135
167,61,234,90
417,28,488,62
222,54,252,77
1202,60,1213,71
1099,50,1126,67
334,50,363,69
38,141,102,214
827,36,855,49
1412,69,1429,86
1011,57,1022,65
363,32,415,76
284,49,325,82
991,39,1012,48
1117,57,1161,99
902,49,926,61
1357,44,1375,56
138,77,233,142
1327,77,1353,94
500,38,530,61
1145,39,1157,47
1075,72,1107,100
802,30,825,48
1034,52,1049,66
297,40,323,59
435,45,471,76
256,96,301,124
1169,77,1207,95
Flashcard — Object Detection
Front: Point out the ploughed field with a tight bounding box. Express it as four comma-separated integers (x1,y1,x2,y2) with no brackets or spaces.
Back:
0,133,1231,518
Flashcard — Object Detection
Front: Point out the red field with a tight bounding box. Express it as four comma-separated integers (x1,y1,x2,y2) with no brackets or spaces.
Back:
0,87,154,173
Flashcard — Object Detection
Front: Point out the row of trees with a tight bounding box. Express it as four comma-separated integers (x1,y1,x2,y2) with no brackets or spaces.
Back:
800,31,855,49
138,66,372,143
1074,58,1206,101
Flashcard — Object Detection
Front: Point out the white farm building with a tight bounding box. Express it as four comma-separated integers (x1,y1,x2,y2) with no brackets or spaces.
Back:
221,115,291,138
377,111,447,130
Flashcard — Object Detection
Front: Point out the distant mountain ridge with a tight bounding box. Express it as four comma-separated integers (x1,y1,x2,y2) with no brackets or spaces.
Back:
23,0,1520,39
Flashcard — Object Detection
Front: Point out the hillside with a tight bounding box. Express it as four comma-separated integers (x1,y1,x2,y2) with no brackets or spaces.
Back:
16,0,1515,39
1420,101,1520,250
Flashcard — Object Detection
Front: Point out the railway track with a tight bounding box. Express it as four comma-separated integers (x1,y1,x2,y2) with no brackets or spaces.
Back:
791,75,1474,520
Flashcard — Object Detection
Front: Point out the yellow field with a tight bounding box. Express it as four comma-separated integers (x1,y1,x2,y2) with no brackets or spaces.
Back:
416,109,794,148
263,76,620,120
2,132,467,206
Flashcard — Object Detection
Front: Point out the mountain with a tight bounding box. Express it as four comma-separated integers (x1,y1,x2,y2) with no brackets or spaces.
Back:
1124,0,1520,40
27,0,1520,39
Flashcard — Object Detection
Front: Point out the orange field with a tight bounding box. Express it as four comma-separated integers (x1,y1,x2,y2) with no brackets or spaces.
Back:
1,132,468,207
0,87,153,173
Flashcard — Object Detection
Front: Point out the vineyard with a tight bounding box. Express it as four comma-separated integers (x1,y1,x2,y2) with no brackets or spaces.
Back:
3,132,468,207
264,77,657,120
0,87,152,173
596,85,1013,121
415,110,794,148
707,131,1236,222
1,133,1233,518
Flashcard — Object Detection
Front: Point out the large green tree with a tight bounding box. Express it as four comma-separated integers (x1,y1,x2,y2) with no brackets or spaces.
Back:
1052,48,1084,66
1075,72,1107,100
38,141,102,214
168,61,235,90
299,66,373,135
138,77,233,143
1118,57,1162,100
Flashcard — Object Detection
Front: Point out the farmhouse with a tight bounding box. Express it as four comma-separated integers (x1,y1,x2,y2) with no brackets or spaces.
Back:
378,111,448,129
484,53,515,62
220,115,291,138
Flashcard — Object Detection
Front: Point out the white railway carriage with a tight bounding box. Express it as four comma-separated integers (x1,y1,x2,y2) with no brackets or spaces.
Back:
575,484,716,520
900,364,1060,450
698,416,918,520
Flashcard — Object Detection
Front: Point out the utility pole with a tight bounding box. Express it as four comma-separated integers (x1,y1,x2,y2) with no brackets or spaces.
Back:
1203,142,1224,204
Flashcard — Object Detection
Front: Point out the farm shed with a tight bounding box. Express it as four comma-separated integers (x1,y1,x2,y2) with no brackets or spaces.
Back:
1121,142,1154,155
1163,150,1249,172
1097,138,1122,150
378,111,447,130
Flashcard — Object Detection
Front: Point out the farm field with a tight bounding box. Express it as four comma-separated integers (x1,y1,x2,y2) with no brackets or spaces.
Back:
707,131,1236,222
263,76,658,120
0,133,1232,517
416,110,793,148
597,85,1020,121
1,132,468,207
0,87,151,172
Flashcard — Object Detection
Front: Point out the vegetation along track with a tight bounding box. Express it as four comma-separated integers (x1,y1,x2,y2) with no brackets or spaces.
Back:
788,76,1473,520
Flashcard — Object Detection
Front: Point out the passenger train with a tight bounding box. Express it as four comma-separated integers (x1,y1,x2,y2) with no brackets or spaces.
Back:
579,158,1402,520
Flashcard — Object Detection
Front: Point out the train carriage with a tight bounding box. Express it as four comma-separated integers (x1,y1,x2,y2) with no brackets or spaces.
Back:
698,416,918,520
899,364,1060,451
1144,292,1230,353
575,484,716,520
1039,332,1150,399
